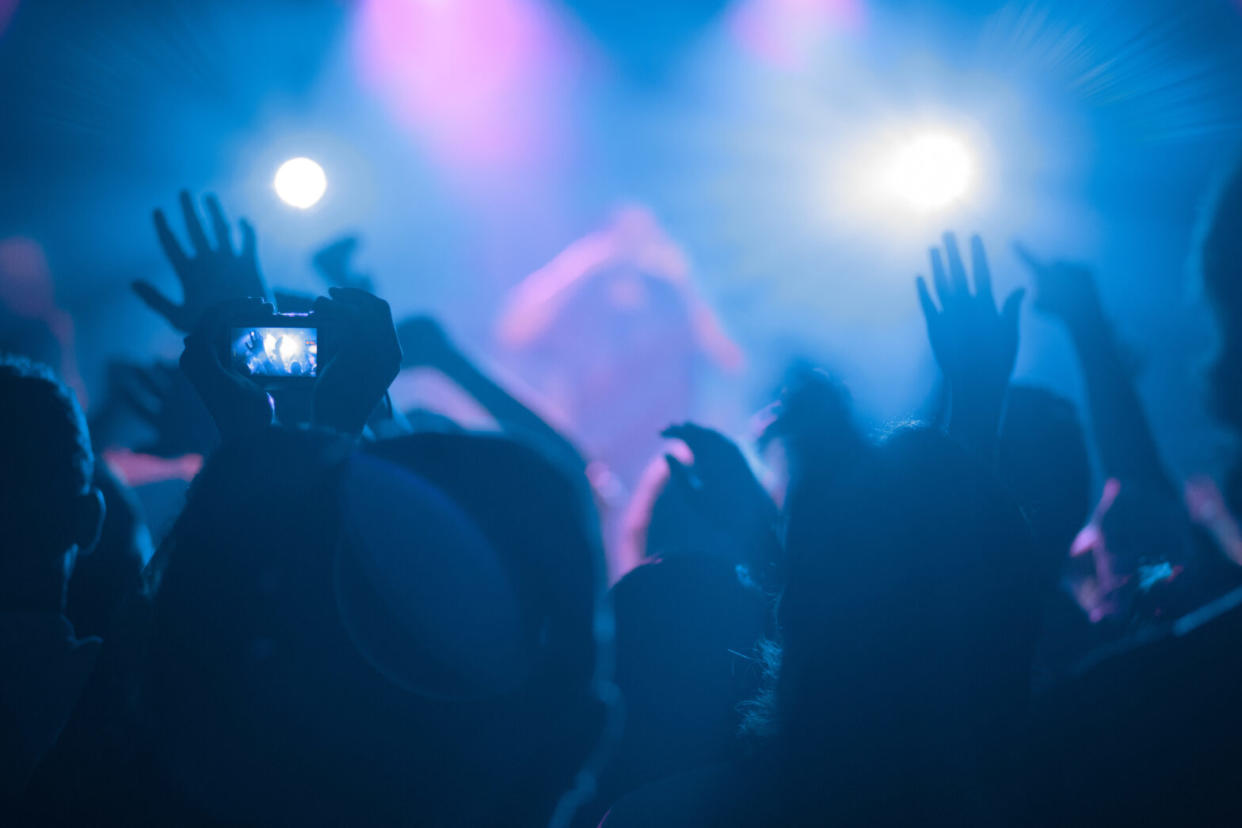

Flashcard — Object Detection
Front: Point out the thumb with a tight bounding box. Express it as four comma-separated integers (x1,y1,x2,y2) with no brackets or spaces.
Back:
179,333,223,385
133,280,183,329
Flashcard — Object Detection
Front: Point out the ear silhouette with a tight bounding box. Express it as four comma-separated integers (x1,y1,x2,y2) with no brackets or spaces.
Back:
72,488,106,555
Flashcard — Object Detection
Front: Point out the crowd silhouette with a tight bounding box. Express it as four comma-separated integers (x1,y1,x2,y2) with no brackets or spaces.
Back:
3,162,1242,827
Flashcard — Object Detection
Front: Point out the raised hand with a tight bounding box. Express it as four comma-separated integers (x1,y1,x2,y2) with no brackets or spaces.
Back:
399,313,588,471
917,233,1023,449
312,235,374,293
311,287,403,435
917,232,1024,396
397,315,458,370
179,298,274,442
134,191,268,333
1015,242,1175,493
112,360,218,457
662,422,780,586
1014,243,1105,331
662,423,776,534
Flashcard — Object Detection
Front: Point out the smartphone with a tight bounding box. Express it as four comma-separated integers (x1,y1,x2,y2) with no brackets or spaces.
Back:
229,325,319,379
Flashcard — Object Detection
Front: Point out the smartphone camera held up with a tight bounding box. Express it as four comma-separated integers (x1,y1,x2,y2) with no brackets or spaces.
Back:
227,311,327,387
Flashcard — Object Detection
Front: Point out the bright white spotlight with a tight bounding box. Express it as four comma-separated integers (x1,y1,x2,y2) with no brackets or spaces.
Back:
883,132,974,211
274,157,327,209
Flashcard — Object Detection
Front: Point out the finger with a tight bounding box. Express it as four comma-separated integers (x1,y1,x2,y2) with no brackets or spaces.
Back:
239,219,257,266
204,194,234,254
1001,287,1025,332
132,280,183,327
153,210,190,274
930,248,951,306
942,232,969,294
179,334,206,377
970,234,994,307
180,331,229,388
115,366,161,419
179,190,211,255
916,276,939,322
134,365,170,401
118,386,160,424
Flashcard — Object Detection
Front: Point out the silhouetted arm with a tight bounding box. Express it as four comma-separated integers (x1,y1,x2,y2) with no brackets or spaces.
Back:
495,234,612,349
917,233,1024,456
400,316,587,472
1017,246,1173,494
1070,318,1171,491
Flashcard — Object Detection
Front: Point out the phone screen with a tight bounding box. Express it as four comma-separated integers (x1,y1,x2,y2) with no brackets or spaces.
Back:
230,326,318,378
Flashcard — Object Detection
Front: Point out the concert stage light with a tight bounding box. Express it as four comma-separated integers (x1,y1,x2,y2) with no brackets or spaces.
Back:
274,157,327,209
881,132,974,211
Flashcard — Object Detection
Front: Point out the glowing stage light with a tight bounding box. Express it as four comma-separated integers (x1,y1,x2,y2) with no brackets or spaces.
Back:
277,333,299,364
274,157,327,209
882,132,974,211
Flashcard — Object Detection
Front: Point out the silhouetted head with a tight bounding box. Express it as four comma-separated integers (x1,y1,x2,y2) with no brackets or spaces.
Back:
65,465,149,639
365,432,607,825
147,427,562,825
612,555,766,753
775,427,1039,792
0,357,103,614
579,555,768,822
367,431,601,685
999,385,1091,587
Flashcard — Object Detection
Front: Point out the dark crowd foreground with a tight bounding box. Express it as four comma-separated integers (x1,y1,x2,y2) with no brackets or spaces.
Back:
3,164,1242,828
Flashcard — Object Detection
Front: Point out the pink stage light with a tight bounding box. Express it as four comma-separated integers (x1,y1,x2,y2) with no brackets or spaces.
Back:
352,0,577,171
728,0,865,68
0,0,18,38
0,236,55,317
